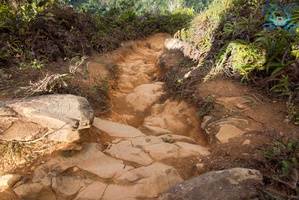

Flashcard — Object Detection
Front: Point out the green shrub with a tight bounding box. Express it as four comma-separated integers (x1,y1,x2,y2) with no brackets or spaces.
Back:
257,136,299,199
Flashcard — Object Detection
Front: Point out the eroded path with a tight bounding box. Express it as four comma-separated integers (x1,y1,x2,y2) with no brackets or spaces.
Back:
107,33,207,144
5,34,210,200
2,33,298,200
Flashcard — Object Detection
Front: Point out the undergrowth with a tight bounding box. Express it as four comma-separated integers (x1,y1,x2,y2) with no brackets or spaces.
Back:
0,0,193,115
0,1,193,67
256,134,299,199
163,0,299,197
170,0,299,124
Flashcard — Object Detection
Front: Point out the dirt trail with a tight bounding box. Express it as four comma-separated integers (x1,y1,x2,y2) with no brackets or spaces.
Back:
105,33,207,144
108,34,165,125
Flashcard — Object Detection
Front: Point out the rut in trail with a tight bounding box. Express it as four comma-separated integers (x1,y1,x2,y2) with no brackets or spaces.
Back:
107,33,207,144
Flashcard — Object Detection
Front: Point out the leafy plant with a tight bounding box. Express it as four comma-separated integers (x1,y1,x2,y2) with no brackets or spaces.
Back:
161,137,173,143
173,0,299,114
257,136,299,199
287,103,299,125
61,150,78,158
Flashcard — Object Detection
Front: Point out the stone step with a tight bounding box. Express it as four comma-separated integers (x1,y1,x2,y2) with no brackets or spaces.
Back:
93,117,145,138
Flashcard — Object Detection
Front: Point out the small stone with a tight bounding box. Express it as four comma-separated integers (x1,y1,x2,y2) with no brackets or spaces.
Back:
73,167,79,172
0,174,22,188
216,124,244,143
283,119,290,123
242,140,251,145
196,163,204,170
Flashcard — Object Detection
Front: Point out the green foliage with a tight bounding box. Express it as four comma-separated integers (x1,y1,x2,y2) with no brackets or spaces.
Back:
68,0,211,15
0,0,193,68
161,137,173,143
173,0,299,123
287,103,299,125
258,136,299,198
216,41,266,80
61,150,78,157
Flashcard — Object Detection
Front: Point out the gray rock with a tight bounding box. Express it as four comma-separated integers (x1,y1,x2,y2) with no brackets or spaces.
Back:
160,168,262,200
52,176,85,198
0,94,94,142
13,182,56,200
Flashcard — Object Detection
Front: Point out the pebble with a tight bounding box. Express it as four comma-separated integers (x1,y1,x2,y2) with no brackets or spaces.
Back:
73,167,79,172
242,140,251,145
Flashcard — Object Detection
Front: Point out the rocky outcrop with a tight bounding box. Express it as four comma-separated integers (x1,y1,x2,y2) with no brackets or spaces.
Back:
160,168,263,200
11,141,186,200
5,108,211,200
0,94,94,142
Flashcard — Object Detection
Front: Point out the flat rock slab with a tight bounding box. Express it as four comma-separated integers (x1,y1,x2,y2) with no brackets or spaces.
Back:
52,176,85,198
201,116,249,144
160,168,262,200
0,94,94,142
125,82,165,112
31,143,132,188
105,162,183,200
105,135,210,164
216,124,244,143
93,117,145,138
138,125,173,136
74,181,108,200
105,140,154,166
13,183,56,200
144,99,205,143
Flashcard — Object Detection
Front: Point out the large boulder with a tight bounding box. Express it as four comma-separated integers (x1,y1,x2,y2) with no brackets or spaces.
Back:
159,168,262,200
0,94,94,142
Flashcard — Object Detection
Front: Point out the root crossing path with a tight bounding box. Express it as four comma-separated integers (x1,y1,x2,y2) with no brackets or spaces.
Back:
11,34,210,200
